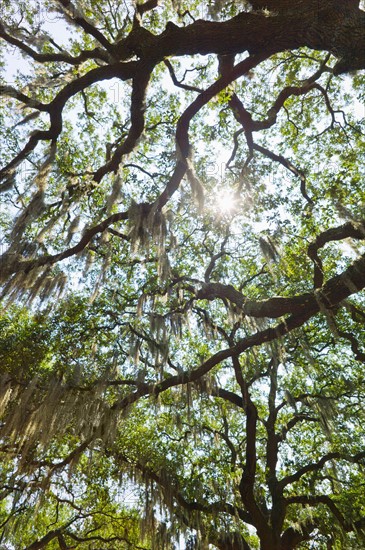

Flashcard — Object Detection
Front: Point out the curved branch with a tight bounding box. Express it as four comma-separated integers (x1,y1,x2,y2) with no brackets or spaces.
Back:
252,142,313,204
0,22,109,64
111,303,318,416
0,62,137,182
55,0,114,52
286,494,348,528
196,221,365,319
308,220,365,288
279,451,365,490
94,64,151,182
118,455,253,525
253,82,332,132
155,53,267,211
0,210,129,280
0,85,47,110
338,330,365,362
25,519,76,550
164,59,203,93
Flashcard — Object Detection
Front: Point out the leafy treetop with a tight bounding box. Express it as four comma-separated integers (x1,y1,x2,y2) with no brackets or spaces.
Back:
0,1,365,549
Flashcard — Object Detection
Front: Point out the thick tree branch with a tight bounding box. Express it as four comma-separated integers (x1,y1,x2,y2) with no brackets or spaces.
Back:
196,228,365,319
114,5,365,73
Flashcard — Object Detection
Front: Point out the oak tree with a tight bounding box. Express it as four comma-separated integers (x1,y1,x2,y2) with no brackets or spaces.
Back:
1,1,365,548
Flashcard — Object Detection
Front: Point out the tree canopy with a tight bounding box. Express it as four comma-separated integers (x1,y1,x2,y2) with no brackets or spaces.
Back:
1,1,365,548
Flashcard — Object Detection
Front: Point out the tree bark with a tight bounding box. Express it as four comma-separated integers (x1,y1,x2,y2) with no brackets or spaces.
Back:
115,2,365,74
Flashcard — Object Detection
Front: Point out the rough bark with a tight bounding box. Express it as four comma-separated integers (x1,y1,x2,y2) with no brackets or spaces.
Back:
114,2,365,73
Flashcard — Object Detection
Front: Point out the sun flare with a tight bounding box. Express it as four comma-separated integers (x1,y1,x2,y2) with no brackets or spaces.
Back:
216,190,236,215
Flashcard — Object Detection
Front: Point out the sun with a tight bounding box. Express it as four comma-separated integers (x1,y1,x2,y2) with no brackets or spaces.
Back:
216,190,237,216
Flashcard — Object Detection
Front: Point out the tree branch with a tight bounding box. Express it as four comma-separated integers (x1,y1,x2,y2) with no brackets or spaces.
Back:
279,451,365,490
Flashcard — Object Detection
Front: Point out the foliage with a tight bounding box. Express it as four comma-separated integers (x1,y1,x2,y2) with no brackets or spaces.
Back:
0,1,365,549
